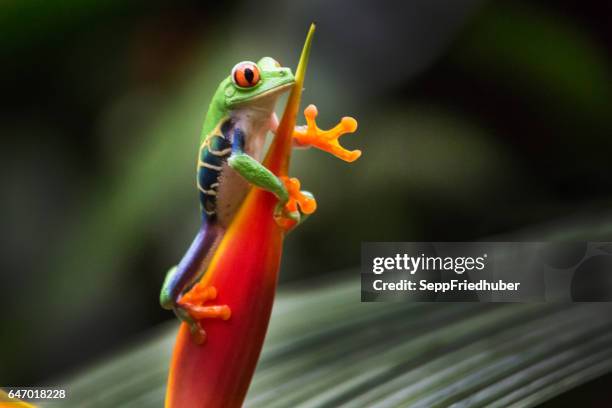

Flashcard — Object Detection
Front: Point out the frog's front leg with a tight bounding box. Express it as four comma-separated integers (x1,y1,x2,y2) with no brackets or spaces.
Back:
227,128,316,229
292,104,361,162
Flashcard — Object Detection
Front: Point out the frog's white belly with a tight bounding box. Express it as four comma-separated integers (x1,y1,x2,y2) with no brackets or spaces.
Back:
214,108,272,228
215,164,249,227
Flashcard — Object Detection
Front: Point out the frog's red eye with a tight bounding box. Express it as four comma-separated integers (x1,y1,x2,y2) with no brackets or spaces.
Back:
231,61,260,88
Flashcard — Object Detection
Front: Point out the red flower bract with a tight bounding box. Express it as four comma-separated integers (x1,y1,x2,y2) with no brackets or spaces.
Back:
164,24,316,408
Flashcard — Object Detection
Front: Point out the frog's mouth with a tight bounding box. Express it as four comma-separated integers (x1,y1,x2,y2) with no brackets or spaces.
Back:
232,81,294,108
252,81,294,100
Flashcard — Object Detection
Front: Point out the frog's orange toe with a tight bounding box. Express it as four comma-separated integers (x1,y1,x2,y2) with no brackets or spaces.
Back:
304,104,318,119
299,193,317,214
339,148,362,163
179,284,217,304
340,116,358,133
184,304,231,321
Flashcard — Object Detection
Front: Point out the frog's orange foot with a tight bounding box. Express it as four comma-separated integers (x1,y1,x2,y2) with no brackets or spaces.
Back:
275,176,317,230
293,104,361,163
178,285,231,344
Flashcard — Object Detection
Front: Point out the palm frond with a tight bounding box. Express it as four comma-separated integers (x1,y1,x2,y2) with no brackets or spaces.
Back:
54,276,612,407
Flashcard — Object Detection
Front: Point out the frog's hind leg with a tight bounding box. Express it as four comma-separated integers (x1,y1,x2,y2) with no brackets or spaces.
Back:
160,222,228,343
159,222,219,310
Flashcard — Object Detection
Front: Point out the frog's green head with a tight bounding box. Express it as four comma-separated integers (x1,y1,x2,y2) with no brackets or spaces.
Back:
219,57,295,108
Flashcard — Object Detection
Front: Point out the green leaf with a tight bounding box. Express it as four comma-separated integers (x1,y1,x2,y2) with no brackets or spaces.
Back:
50,276,612,407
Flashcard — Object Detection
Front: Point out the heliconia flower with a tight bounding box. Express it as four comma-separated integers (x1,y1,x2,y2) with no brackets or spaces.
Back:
165,24,359,408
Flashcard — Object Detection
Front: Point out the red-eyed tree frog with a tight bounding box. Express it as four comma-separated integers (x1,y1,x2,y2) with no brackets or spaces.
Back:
160,56,359,343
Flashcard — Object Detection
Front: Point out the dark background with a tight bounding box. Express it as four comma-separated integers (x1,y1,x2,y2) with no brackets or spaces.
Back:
1,0,611,395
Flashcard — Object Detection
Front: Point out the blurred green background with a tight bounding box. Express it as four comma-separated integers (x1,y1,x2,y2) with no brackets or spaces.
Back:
1,0,611,390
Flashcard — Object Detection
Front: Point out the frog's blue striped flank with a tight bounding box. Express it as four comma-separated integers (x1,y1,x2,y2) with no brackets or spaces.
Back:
197,119,233,220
